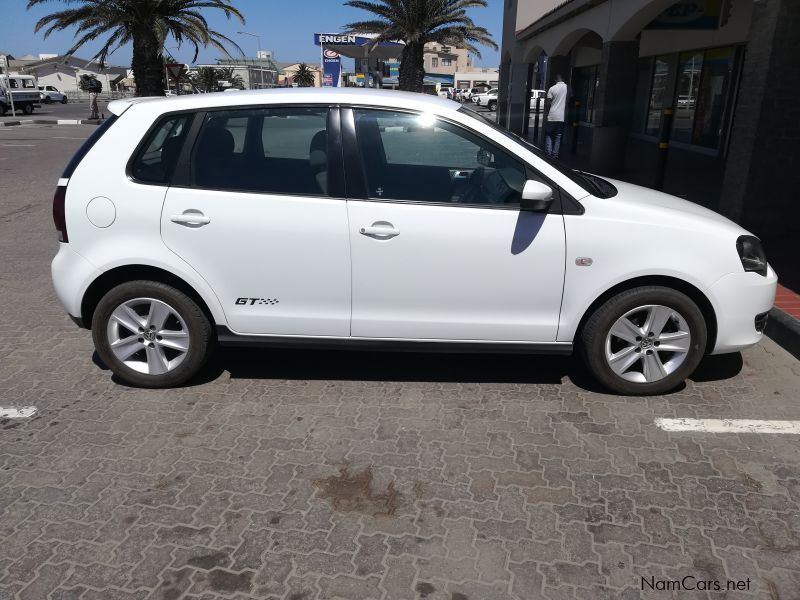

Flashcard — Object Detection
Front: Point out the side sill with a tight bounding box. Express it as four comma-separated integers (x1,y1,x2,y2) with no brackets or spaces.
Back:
216,326,573,355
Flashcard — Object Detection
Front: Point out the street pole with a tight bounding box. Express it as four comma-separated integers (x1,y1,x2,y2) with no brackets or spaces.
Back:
238,31,262,88
2,55,17,117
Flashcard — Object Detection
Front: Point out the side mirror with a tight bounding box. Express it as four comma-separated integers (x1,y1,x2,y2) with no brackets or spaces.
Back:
520,180,554,212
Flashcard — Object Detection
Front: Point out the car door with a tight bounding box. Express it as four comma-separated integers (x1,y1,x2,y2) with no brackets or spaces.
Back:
343,108,566,342
160,106,351,336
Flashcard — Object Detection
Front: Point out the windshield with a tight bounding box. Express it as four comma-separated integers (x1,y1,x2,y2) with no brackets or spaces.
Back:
458,106,617,199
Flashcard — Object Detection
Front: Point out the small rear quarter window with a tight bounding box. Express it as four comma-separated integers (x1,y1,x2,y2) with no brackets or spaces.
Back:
130,114,193,184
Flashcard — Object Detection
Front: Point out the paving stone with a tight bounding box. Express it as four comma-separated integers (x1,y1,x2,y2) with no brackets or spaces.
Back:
0,150,798,600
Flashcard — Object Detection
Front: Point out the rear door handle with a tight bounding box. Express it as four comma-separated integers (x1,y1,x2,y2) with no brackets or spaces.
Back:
360,224,400,238
171,211,211,226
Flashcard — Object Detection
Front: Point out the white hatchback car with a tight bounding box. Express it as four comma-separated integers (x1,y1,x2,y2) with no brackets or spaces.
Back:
39,85,68,104
51,89,777,394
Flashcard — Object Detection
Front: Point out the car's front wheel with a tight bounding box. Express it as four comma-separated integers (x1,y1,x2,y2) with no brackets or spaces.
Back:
579,286,707,395
92,281,214,388
488,100,497,111
61,96,68,104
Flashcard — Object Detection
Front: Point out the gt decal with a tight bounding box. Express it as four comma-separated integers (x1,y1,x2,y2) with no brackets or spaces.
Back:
236,298,280,306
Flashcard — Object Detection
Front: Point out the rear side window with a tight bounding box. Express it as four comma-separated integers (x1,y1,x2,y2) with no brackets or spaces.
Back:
130,114,192,184
191,107,329,196
62,115,119,179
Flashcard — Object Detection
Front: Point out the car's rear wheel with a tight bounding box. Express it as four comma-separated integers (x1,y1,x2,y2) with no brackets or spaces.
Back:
43,96,52,104
579,286,707,395
92,281,213,388
488,100,497,111
22,104,34,115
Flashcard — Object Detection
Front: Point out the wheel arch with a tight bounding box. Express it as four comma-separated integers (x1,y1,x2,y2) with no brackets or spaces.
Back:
81,264,218,330
573,275,718,353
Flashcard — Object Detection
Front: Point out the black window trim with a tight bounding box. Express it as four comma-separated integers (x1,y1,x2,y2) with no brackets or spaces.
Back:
341,104,581,215
166,103,346,200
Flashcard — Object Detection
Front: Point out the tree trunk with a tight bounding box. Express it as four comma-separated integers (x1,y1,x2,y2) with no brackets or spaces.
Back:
399,42,425,92
132,27,166,97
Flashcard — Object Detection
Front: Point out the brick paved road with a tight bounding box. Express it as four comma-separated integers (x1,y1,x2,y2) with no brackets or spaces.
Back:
1,125,799,600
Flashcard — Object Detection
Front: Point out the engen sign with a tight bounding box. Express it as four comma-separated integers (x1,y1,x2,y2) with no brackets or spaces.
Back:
322,49,342,87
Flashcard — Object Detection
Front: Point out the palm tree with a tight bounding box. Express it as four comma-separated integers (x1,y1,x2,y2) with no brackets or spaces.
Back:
344,0,496,92
27,0,246,97
190,66,221,93
292,63,316,87
217,67,245,90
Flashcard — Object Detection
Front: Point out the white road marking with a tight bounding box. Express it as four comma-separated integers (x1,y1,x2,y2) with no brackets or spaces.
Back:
655,418,800,434
0,406,38,419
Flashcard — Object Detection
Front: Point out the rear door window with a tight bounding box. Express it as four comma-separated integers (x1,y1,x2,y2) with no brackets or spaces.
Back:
190,107,330,196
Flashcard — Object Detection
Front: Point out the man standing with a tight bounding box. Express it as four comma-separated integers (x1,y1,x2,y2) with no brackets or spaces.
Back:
545,74,568,159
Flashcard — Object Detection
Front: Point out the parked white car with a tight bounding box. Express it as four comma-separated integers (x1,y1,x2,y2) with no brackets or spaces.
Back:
51,89,777,394
476,88,499,111
39,85,68,104
530,89,547,111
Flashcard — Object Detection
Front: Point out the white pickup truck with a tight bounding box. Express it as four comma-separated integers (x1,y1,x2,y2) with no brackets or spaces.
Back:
1,74,42,116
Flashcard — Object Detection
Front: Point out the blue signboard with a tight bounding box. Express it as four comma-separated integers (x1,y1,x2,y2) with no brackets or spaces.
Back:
646,0,730,30
322,49,341,87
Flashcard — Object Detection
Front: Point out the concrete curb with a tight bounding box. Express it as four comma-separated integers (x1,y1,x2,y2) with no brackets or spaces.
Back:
0,118,102,127
765,307,800,360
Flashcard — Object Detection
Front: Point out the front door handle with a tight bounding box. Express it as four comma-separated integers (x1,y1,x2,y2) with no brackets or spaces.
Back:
171,211,211,226
360,223,400,238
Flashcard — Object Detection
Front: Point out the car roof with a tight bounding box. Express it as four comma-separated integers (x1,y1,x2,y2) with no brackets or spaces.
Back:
109,87,460,117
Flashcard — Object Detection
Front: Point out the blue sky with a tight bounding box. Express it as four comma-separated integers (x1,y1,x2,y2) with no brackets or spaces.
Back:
5,0,503,68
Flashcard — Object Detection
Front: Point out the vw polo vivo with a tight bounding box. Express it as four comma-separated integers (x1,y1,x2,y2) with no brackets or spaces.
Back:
50,89,777,394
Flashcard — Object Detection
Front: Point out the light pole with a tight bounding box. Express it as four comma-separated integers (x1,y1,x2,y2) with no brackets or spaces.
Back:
238,31,262,89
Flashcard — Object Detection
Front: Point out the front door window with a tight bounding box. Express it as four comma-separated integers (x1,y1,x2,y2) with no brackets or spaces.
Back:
353,109,530,207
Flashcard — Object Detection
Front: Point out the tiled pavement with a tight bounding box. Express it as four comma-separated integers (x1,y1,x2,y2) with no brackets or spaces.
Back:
1,126,800,600
774,285,800,321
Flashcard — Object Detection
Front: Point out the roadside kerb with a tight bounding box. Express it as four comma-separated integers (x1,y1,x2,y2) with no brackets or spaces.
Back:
766,307,800,360
0,118,102,127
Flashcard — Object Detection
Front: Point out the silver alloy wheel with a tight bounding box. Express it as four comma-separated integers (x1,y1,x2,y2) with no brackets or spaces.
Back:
106,297,190,375
604,304,691,384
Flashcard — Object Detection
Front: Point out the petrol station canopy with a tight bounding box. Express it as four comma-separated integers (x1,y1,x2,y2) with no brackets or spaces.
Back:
313,33,403,61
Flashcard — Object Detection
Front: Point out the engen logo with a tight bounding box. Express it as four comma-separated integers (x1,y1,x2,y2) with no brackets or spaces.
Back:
319,34,356,44
323,49,340,60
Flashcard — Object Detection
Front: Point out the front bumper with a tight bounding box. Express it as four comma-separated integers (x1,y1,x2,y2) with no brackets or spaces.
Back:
51,244,100,324
708,264,778,354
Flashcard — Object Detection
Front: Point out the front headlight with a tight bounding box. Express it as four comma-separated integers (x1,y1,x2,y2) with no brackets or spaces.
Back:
736,235,768,276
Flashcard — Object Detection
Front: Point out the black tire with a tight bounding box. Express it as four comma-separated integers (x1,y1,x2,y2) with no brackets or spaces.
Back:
22,103,34,115
61,96,68,104
488,100,497,112
43,96,52,104
578,286,707,396
92,281,214,388
0,103,6,116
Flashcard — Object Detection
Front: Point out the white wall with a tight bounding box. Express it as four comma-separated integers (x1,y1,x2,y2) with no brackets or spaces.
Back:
516,0,566,34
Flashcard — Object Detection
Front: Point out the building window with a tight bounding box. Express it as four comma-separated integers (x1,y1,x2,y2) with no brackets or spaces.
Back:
441,58,452,67
636,45,738,150
645,54,677,136
572,65,599,124
431,58,438,68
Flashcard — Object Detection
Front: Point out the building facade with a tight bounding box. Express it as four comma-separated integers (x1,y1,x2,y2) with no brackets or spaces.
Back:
423,42,473,76
498,0,800,243
1,54,127,95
